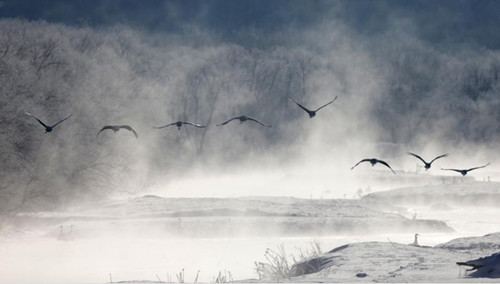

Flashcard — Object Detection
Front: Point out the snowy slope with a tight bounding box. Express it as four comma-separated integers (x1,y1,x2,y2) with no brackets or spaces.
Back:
362,181,500,207
272,232,500,282
436,232,500,252
17,196,453,238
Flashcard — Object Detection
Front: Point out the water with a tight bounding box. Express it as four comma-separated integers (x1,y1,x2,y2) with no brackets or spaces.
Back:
1,207,499,283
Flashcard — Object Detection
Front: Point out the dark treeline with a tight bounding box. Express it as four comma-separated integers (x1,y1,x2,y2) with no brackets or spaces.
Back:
0,18,499,211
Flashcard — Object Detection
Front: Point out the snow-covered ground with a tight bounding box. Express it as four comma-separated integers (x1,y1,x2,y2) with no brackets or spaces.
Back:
1,181,499,283
286,237,500,283
363,181,500,207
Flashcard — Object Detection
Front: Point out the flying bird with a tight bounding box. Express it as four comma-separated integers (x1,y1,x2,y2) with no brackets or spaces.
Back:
289,96,338,118
97,125,138,138
216,115,271,127
441,163,490,176
154,121,207,130
351,158,396,174
408,152,448,170
25,112,72,133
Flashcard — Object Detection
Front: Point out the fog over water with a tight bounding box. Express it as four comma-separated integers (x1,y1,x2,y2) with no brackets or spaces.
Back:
1,1,500,283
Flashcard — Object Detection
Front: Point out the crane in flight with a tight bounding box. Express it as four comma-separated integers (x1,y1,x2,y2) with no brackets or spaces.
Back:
408,152,448,170
97,125,138,138
441,163,490,176
154,121,206,130
289,96,338,118
25,112,72,133
351,158,396,174
216,115,271,127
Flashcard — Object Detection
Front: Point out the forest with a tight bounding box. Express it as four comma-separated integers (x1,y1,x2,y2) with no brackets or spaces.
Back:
0,17,499,211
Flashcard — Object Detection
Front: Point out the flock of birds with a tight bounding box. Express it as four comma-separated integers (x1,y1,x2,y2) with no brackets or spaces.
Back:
351,154,490,176
25,95,490,176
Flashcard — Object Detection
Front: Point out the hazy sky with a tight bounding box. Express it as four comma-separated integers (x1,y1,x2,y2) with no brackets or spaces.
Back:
1,0,500,49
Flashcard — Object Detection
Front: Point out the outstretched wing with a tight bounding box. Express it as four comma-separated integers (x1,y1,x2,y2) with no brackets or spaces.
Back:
466,163,490,172
441,168,463,173
376,159,396,174
246,117,271,127
51,114,72,128
408,152,427,165
217,117,239,126
351,159,371,170
97,125,115,137
429,154,448,164
289,97,312,113
25,112,49,128
314,96,338,112
183,122,207,128
154,122,177,129
120,125,138,138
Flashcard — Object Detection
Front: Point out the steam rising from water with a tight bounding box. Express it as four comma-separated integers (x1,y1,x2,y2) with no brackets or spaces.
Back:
1,10,499,206
1,2,500,283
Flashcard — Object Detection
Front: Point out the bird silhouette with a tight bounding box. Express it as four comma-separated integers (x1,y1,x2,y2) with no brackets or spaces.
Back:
154,121,206,130
411,233,420,246
289,96,338,118
408,152,448,170
25,112,72,133
441,163,490,176
351,158,396,174
216,115,271,127
97,125,138,138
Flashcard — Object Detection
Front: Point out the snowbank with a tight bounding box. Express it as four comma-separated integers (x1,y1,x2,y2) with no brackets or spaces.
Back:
12,196,453,238
281,232,500,282
362,181,500,207
436,232,500,252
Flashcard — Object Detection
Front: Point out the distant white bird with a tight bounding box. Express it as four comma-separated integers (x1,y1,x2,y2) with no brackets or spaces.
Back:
216,115,271,127
351,158,396,174
441,163,490,176
25,112,72,133
289,96,338,118
154,121,206,130
97,125,138,138
411,233,420,246
408,152,448,170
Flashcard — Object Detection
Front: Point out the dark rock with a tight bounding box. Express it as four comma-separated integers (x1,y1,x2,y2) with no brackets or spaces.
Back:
457,252,500,278
289,256,334,277
328,244,349,254
356,272,368,278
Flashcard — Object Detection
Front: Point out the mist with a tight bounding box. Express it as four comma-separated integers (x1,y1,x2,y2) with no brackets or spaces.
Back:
1,12,499,205
1,1,500,282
